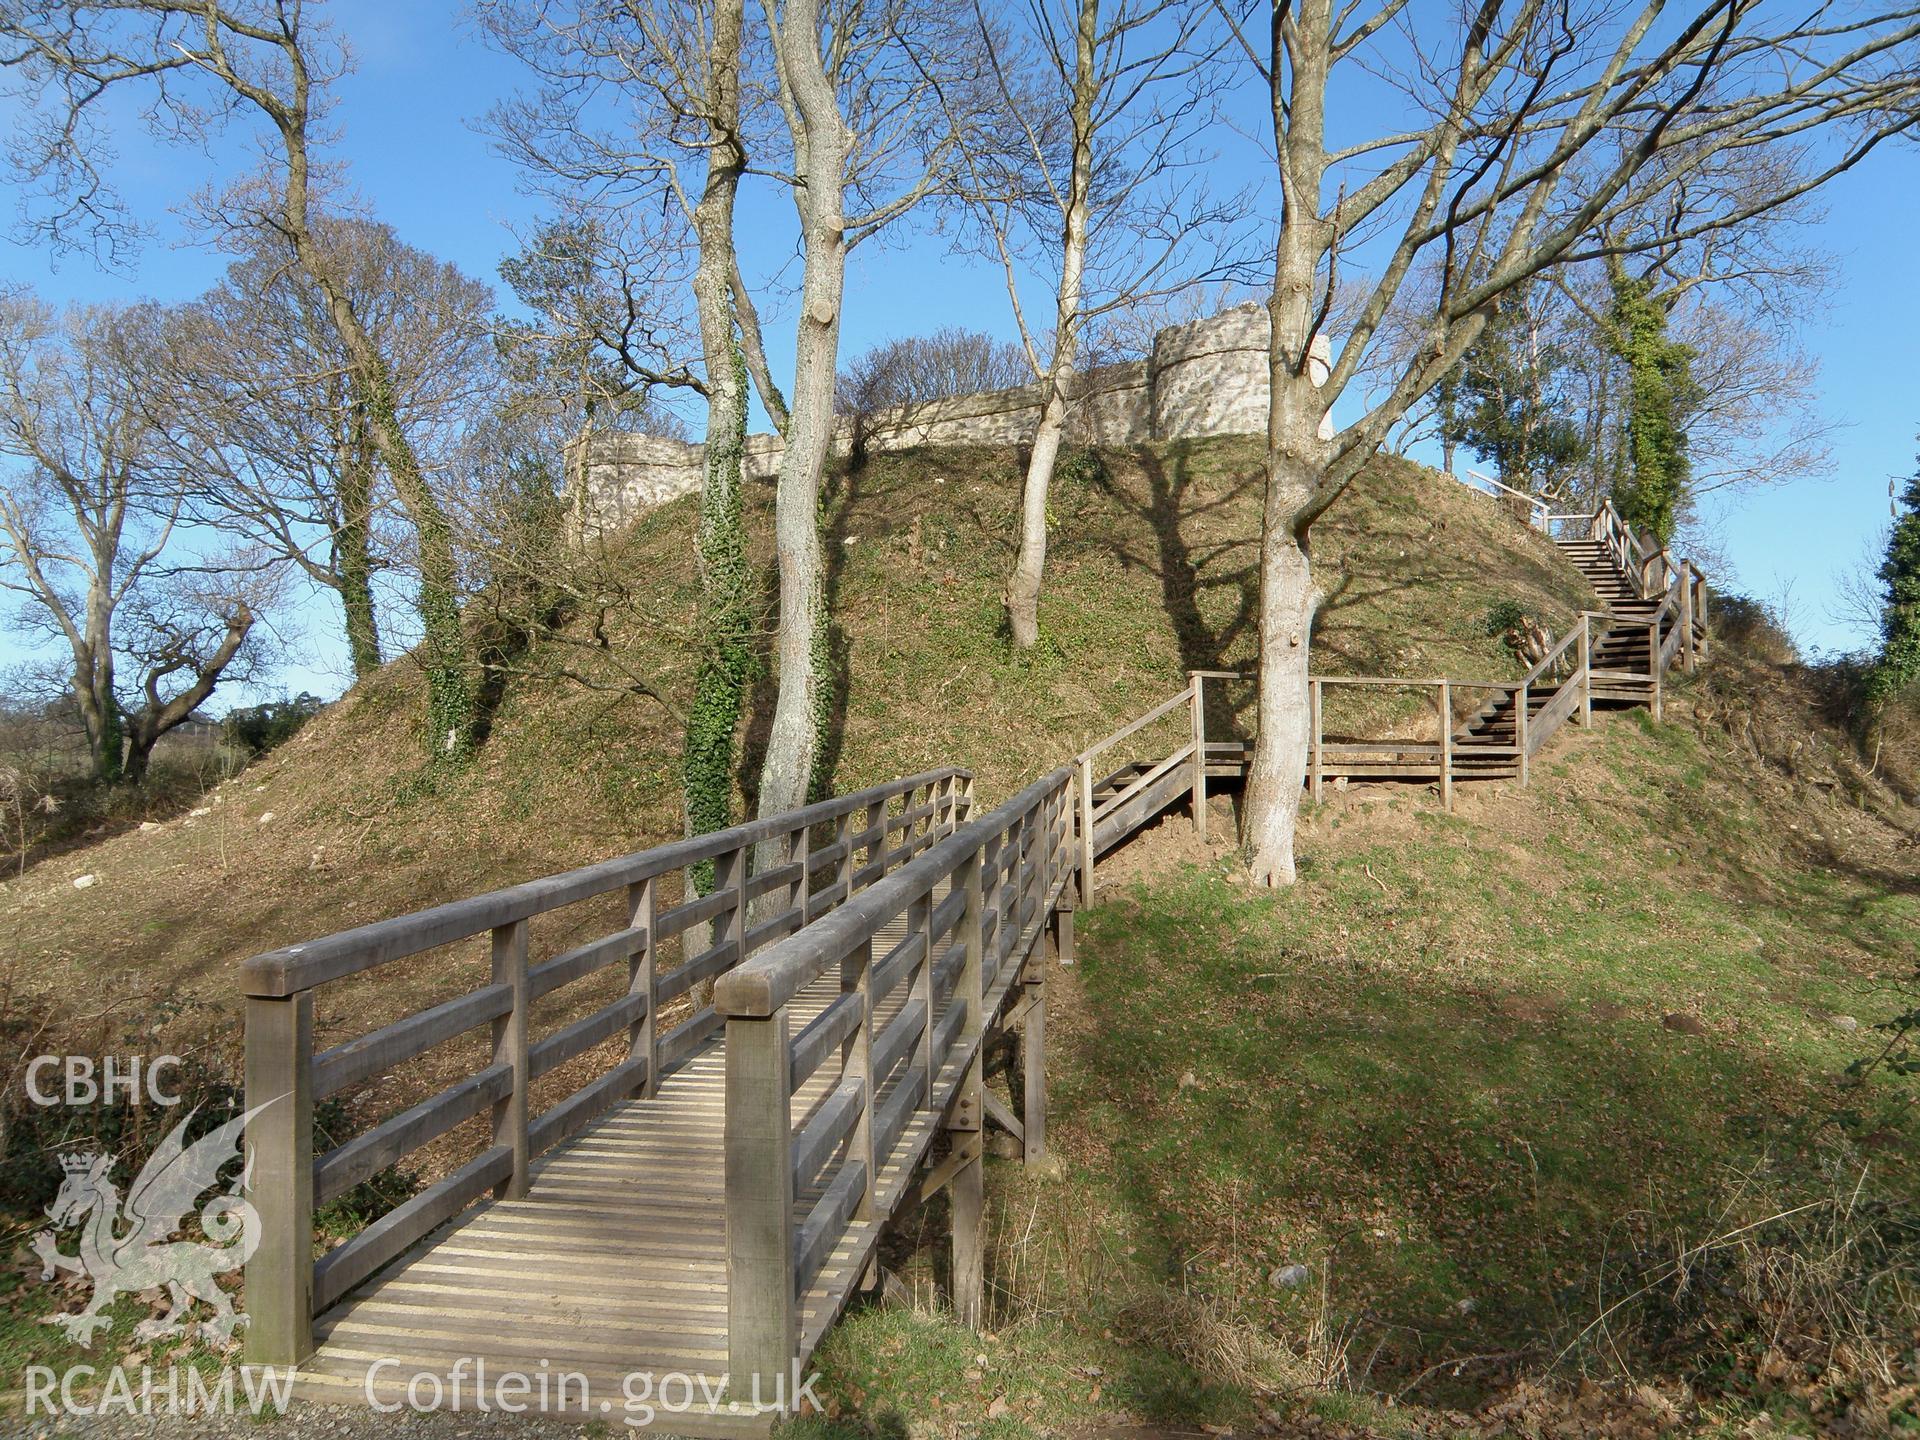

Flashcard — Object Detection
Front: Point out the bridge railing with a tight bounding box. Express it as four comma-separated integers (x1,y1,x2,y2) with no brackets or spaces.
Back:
713,764,1075,1399
239,766,972,1366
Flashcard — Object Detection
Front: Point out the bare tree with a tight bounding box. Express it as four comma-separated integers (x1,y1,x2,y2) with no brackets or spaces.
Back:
1220,0,1920,885
1669,300,1834,502
484,0,783,854
153,221,496,684
3,1,483,764
952,0,1248,647
496,211,695,536
1546,166,1841,515
836,327,1030,415
0,297,264,784
754,0,990,818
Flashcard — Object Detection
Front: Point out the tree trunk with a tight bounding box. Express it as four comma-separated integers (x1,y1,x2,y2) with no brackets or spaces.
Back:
278,117,473,762
1242,176,1332,885
684,0,754,883
756,240,838,818
336,400,382,679
757,0,847,821
120,603,252,787
121,728,162,785
1241,460,1317,887
1005,0,1098,651
1006,394,1067,648
77,649,122,785
349,353,472,762
78,584,122,784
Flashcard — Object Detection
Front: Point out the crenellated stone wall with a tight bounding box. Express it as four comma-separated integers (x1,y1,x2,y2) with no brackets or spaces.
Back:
583,304,1329,526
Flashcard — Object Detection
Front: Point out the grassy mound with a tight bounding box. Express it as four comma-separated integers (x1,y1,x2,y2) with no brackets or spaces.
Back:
0,437,1587,1058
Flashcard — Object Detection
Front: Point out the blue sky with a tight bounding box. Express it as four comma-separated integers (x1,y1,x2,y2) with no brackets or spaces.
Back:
2,1,1914,705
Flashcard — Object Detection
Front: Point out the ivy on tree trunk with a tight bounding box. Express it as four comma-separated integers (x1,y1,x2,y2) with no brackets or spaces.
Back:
336,400,383,680
683,345,756,893
1608,270,1698,546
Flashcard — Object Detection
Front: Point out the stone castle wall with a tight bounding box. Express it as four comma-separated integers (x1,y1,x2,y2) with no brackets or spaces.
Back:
584,304,1326,526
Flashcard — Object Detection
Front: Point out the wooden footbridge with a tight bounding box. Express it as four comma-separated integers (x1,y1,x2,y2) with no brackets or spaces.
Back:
238,499,1707,1428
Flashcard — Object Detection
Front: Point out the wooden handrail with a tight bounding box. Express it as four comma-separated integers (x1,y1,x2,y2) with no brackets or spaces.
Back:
242,766,968,997
720,761,1074,1397
716,766,1069,1019
1095,743,1195,823
1518,618,1587,689
1077,690,1189,765
1313,674,1447,688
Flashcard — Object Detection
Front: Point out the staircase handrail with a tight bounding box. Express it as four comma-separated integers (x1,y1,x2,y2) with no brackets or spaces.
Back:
1518,616,1588,690
1590,500,1658,598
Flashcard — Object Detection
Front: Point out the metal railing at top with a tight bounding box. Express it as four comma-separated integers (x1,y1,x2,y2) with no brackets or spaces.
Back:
1458,467,1556,530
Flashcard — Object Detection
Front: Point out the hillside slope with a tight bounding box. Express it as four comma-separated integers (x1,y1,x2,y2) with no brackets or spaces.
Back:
808,626,1920,1438
4,437,1916,1435
0,437,1590,1058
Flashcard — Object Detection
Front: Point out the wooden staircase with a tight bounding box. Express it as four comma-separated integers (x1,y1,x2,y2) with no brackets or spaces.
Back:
1457,501,1710,764
1305,498,1709,804
1554,537,1665,704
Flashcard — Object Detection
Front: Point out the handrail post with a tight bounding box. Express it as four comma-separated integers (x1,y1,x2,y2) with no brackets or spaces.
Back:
1516,682,1530,787
982,831,1005,983
491,919,530,1198
631,879,659,1097
960,846,985,1043
724,1005,796,1408
1679,561,1696,673
1651,618,1664,722
1436,680,1453,812
1076,754,1095,905
859,798,884,895
952,844,987,1328
1579,614,1592,727
244,990,313,1366
1188,672,1207,839
1310,678,1324,802
830,812,851,905
910,891,937,1103
728,842,749,949
792,822,811,923
844,938,876,1219
1040,782,1056,908
1020,799,1033,927
1024,802,1042,932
